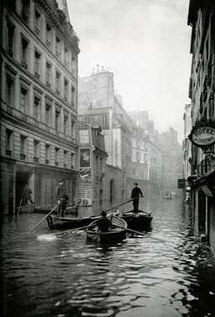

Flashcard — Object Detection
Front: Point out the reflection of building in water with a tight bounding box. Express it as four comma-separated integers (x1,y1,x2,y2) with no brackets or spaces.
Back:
0,0,79,213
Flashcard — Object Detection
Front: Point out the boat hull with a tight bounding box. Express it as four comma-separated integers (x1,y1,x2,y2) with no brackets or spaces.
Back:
47,215,99,230
86,216,127,243
121,210,153,230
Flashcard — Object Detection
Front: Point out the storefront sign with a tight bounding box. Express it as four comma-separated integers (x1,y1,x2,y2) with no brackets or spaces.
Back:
189,120,215,148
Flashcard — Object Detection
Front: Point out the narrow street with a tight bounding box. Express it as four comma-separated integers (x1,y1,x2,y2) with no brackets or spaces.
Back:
1,196,215,317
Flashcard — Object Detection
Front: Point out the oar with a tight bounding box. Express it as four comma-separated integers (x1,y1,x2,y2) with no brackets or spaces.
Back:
112,223,146,236
28,204,59,233
104,199,132,213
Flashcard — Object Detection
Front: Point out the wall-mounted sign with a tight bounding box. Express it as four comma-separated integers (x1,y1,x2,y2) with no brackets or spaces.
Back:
80,149,90,167
188,120,215,148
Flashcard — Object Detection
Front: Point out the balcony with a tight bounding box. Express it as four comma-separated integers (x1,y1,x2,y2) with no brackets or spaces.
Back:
20,153,26,161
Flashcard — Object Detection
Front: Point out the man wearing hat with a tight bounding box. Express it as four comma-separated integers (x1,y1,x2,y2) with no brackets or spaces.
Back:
97,211,112,232
131,183,144,213
55,179,68,216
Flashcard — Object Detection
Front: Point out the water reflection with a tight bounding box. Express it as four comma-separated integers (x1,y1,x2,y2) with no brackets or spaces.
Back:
1,197,215,317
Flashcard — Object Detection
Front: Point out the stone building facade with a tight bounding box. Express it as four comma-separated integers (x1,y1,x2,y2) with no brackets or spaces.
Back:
187,0,215,252
0,0,79,213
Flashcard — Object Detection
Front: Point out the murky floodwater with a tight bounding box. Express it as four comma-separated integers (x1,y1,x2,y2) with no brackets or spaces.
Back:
1,197,215,317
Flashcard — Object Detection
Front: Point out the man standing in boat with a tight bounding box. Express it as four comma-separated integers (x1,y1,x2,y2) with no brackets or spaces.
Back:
55,179,68,217
131,183,144,213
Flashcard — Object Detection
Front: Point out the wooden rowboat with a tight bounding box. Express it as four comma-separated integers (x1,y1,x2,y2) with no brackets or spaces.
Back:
86,215,127,243
47,214,99,230
121,210,153,230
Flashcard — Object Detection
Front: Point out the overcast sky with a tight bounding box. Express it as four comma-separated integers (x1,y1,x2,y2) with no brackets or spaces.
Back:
67,0,192,143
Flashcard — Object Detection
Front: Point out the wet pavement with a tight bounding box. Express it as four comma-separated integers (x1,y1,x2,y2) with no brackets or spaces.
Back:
1,196,215,317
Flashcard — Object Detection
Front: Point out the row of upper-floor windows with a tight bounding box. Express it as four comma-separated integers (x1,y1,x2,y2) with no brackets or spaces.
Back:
5,128,75,168
4,0,78,75
4,20,77,105
4,69,76,137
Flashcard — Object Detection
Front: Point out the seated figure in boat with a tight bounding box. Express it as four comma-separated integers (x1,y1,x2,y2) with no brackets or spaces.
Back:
97,211,112,232
131,183,144,213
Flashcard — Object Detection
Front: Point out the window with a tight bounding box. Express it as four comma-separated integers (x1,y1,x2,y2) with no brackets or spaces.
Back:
64,150,67,167
46,62,52,87
34,50,41,79
33,96,41,120
6,75,15,107
46,23,52,48
20,87,28,113
102,115,108,128
5,129,13,156
21,0,30,23
33,140,40,162
71,52,76,73
64,114,68,134
55,109,60,131
55,147,59,166
71,153,74,169
56,36,61,57
55,71,61,95
6,20,15,57
45,103,51,126
45,144,50,164
21,36,29,69
71,86,75,107
64,79,68,101
71,119,75,139
64,46,69,67
34,9,41,37
20,135,27,160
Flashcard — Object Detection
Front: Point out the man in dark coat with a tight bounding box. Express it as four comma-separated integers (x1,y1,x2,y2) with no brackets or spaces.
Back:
55,179,68,216
97,211,112,232
131,183,143,212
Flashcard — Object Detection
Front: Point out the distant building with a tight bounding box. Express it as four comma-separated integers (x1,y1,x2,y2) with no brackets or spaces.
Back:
0,0,80,213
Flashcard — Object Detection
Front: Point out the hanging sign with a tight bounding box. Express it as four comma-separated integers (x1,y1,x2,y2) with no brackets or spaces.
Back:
188,120,215,148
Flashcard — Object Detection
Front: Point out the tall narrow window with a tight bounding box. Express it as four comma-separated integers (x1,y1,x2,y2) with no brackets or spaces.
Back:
33,96,40,121
55,109,60,131
21,36,29,69
55,71,60,95
34,9,41,37
64,79,68,101
71,86,75,107
71,52,76,73
5,129,13,156
6,20,15,57
21,0,30,24
56,36,61,58
45,103,51,126
20,135,27,160
20,87,28,113
71,119,75,139
33,140,40,162
45,144,50,164
71,153,74,169
64,150,67,168
64,46,68,67
6,75,15,107
46,23,52,49
64,114,68,135
55,147,59,166
34,50,41,79
46,62,51,87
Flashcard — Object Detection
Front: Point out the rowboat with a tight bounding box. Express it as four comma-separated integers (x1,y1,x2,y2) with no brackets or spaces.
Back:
86,215,127,243
121,210,153,230
47,214,99,230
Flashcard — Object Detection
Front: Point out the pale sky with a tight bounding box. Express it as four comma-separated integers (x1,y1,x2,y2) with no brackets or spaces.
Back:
67,0,192,143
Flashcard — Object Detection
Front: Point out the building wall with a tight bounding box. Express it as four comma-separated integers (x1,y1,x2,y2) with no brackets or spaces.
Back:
0,0,79,213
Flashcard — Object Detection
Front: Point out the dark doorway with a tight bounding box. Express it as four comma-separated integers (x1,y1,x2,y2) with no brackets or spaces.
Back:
16,172,29,207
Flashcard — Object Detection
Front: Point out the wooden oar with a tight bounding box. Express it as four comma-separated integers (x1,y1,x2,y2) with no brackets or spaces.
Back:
112,224,145,236
104,199,132,213
28,204,59,233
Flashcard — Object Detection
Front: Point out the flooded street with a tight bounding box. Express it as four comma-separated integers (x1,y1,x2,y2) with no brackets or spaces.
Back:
1,197,215,317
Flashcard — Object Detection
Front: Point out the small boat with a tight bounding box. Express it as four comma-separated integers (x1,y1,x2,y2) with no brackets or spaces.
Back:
47,214,99,230
121,210,153,230
86,215,127,243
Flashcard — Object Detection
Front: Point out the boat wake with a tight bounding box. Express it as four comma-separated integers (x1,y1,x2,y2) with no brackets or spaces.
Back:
37,234,57,241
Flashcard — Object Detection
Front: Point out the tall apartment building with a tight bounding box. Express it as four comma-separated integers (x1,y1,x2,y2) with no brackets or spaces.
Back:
187,0,215,251
0,0,80,213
